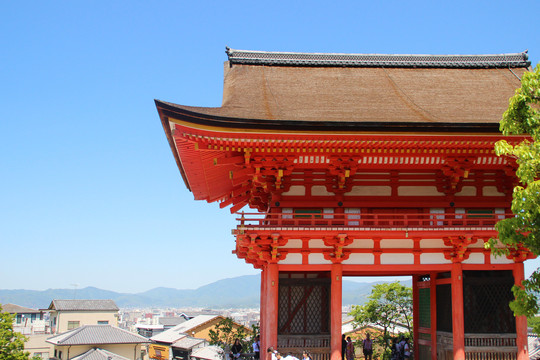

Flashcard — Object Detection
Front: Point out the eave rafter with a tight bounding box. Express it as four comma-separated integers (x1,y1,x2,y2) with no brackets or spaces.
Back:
171,123,522,210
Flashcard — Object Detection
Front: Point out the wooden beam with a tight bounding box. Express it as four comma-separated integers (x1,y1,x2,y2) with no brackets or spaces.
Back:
230,200,249,213
214,155,245,166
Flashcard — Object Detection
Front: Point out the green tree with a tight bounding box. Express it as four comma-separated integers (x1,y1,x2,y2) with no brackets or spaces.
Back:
349,282,412,358
208,317,251,353
0,305,31,360
488,64,540,332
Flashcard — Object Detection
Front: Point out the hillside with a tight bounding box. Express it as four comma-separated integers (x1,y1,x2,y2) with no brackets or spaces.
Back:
0,275,410,309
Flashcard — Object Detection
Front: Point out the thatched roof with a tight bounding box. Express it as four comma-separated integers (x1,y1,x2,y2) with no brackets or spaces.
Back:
157,49,529,130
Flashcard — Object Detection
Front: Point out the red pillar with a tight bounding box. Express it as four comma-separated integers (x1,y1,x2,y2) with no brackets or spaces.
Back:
451,262,465,360
266,263,279,352
513,262,529,360
331,263,343,360
412,275,419,360
260,268,267,358
430,272,437,360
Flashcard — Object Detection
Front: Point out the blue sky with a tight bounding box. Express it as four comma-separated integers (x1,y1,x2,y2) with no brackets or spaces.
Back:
1,1,539,293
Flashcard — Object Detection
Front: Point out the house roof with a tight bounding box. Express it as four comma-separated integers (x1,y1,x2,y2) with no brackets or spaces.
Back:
151,315,221,344
48,299,119,312
156,48,529,131
191,345,224,360
46,325,150,346
1,303,40,314
70,348,130,360
172,336,206,350
159,316,187,327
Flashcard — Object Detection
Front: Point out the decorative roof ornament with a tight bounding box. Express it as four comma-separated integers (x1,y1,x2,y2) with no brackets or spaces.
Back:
225,47,530,68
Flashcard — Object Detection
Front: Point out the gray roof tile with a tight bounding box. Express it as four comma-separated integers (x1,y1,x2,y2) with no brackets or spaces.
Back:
71,348,130,360
2,303,40,314
226,48,531,68
151,315,220,344
172,337,206,350
47,325,150,345
49,300,119,311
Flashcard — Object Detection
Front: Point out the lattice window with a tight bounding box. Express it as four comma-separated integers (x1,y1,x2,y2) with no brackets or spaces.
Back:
278,278,330,335
436,283,452,332
463,271,515,334
419,287,431,328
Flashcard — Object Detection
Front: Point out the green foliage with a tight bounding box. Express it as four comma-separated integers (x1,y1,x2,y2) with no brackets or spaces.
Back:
208,317,252,353
0,305,31,360
349,282,412,355
528,315,540,334
488,64,540,327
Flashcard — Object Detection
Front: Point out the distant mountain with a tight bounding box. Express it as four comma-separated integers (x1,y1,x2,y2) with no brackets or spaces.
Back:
0,275,410,309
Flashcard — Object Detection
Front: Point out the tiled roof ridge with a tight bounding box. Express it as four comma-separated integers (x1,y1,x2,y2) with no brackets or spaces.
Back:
53,325,87,343
50,299,119,311
72,348,130,360
48,325,150,345
2,303,40,313
225,47,530,68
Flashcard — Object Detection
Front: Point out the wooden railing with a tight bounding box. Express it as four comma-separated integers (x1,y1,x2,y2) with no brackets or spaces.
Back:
236,212,512,229
277,335,330,360
437,332,517,360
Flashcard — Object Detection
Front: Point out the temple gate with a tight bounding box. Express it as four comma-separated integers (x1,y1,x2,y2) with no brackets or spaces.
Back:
156,49,534,359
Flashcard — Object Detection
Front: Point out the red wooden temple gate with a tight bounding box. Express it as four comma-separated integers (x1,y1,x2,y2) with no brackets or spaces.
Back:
156,49,534,359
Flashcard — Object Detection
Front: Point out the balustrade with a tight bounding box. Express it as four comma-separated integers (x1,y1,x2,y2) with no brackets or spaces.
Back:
236,212,513,230
277,335,330,360
437,332,518,360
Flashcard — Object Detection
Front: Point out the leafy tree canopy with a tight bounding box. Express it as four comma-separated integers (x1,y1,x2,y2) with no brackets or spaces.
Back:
208,317,255,353
349,282,412,358
0,305,31,360
488,64,540,331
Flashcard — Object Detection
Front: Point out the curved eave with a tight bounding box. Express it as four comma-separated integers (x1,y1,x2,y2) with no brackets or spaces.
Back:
157,103,192,191
155,99,501,135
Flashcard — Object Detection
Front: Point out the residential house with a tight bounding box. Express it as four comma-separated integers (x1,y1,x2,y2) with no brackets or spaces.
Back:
151,315,248,343
149,334,207,360
149,315,248,360
2,303,52,359
46,324,150,360
159,316,188,330
136,324,165,338
2,303,47,335
48,299,119,334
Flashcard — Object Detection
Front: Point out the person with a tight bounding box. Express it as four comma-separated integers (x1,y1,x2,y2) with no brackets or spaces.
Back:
396,335,406,360
231,339,242,360
283,352,299,360
342,334,347,360
402,338,411,359
267,347,278,360
390,338,399,360
252,335,260,360
302,350,312,360
346,336,354,360
362,333,373,360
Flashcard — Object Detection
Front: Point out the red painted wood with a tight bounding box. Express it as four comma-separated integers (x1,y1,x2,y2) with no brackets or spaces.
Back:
430,272,438,360
266,263,279,350
513,263,529,360
451,263,465,360
330,264,342,360
412,275,420,360
260,268,266,357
